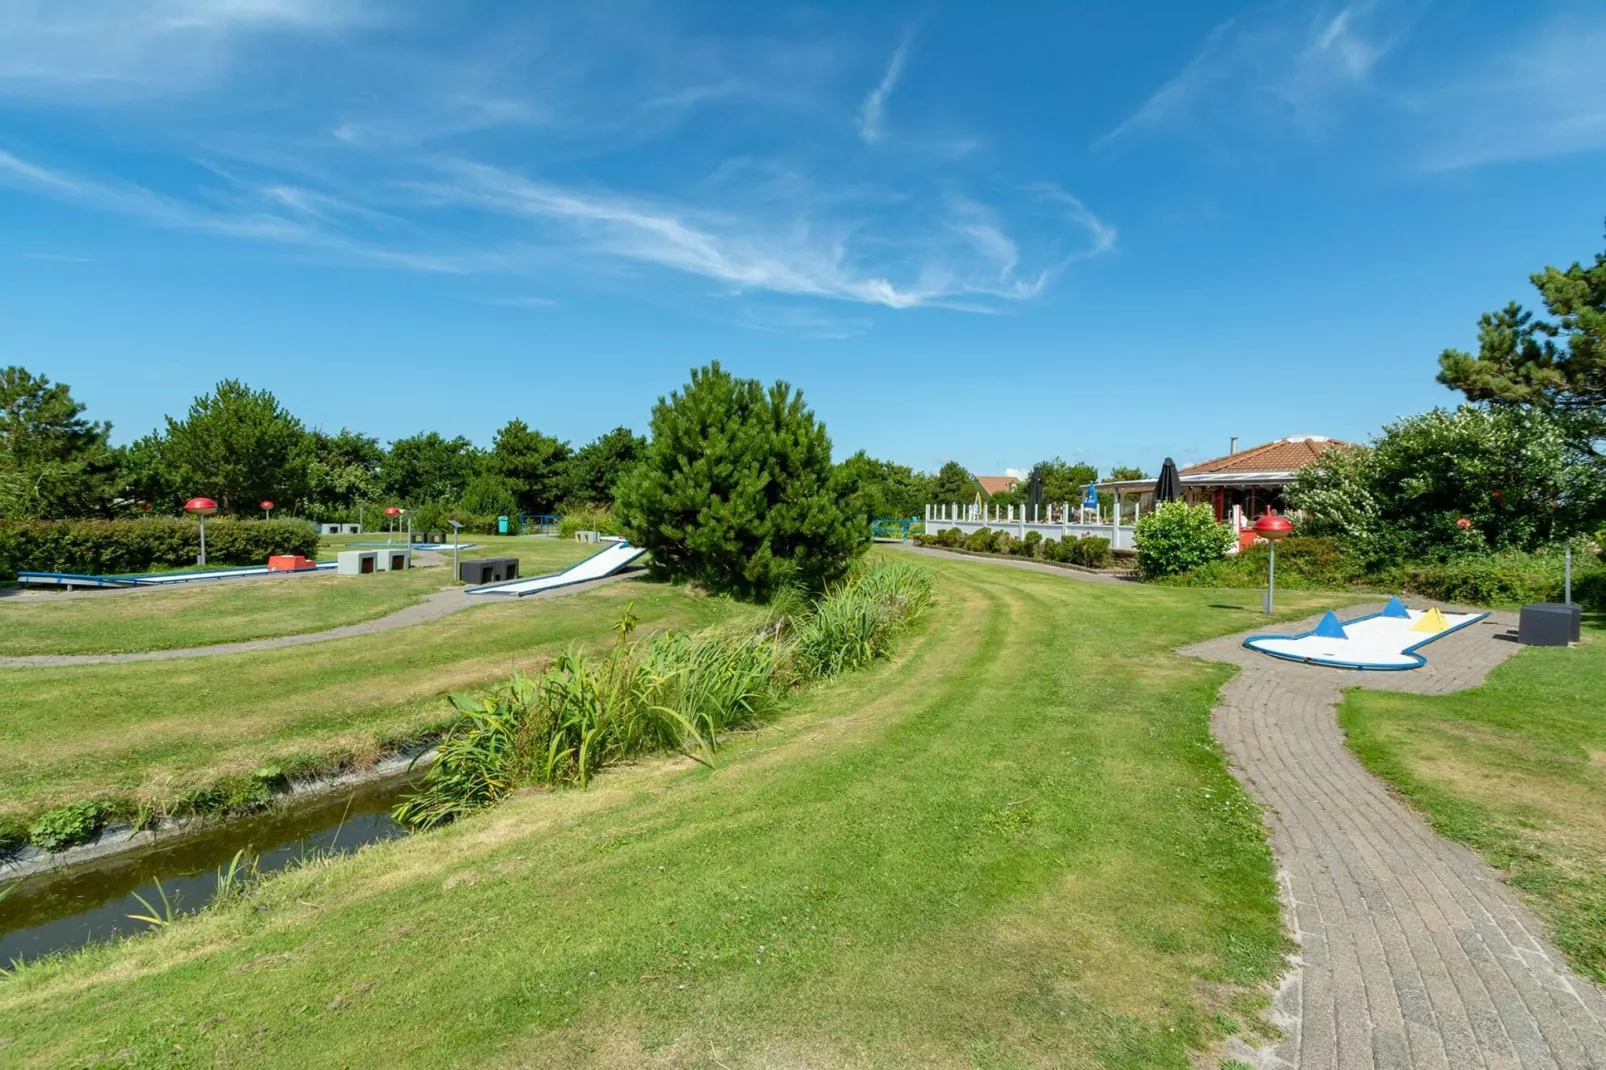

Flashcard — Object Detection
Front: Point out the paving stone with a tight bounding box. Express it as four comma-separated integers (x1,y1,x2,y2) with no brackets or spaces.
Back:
1183,609,1606,1068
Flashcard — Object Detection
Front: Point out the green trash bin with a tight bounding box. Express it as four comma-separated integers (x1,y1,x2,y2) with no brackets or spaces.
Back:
497,515,509,535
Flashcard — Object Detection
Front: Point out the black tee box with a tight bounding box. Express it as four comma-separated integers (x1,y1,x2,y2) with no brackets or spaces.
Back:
460,557,521,585
1518,602,1581,646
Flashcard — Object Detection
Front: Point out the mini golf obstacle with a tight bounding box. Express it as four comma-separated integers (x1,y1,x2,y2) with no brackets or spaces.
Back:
464,537,647,598
1244,597,1489,671
16,560,335,590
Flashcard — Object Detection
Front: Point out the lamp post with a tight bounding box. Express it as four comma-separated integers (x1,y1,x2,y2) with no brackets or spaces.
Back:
384,505,401,543
448,519,464,583
260,500,274,521
1254,513,1294,614
185,497,218,566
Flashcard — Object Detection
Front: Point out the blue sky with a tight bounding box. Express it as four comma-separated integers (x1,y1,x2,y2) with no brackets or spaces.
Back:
2,1,1602,477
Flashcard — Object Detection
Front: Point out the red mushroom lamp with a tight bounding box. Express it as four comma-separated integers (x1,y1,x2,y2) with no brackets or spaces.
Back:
1456,517,1471,530
1253,513,1294,614
184,497,218,566
260,499,274,520
384,505,402,542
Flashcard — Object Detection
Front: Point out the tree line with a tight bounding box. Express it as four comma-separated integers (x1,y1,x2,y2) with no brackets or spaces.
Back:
1,370,1145,528
0,374,648,524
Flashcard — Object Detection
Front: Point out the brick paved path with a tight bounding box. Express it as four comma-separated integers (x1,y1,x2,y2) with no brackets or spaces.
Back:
1185,609,1606,1069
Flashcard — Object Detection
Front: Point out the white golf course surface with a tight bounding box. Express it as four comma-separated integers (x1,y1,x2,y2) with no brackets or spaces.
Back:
1245,605,1489,670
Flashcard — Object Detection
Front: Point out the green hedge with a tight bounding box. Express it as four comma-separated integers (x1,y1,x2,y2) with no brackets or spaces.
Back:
1383,551,1606,611
0,518,321,579
1157,538,1606,611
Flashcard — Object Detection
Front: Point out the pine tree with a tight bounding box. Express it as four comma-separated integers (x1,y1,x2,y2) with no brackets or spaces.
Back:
615,362,865,598
1438,227,1606,434
0,366,119,518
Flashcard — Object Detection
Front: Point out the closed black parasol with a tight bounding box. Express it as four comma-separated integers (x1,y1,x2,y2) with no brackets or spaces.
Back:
1154,457,1182,503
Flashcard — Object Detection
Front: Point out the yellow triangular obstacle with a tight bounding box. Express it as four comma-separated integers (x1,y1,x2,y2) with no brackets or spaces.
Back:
1410,607,1450,633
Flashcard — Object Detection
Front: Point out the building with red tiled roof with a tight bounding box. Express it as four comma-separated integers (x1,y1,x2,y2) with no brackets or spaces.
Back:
973,474,1021,497
1097,435,1352,529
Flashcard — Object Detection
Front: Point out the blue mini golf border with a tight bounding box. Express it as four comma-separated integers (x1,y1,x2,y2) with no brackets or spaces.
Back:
1243,607,1491,671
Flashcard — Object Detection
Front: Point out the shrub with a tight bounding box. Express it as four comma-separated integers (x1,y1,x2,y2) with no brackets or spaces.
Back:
559,503,618,538
616,362,864,599
939,527,964,548
1068,536,1113,569
395,561,935,828
28,801,105,852
994,531,1015,556
457,473,521,518
1133,502,1234,579
1575,567,1606,612
1384,549,1604,608
1286,406,1602,561
964,527,997,553
0,518,319,579
1157,536,1364,590
1018,530,1043,557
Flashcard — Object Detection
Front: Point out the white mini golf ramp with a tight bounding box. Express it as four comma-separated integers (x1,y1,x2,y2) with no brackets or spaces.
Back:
463,538,647,597
1244,598,1488,670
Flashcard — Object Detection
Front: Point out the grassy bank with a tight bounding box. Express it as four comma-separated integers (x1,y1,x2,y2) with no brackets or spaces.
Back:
0,537,593,656
0,556,1341,1068
0,577,741,825
1340,615,1606,983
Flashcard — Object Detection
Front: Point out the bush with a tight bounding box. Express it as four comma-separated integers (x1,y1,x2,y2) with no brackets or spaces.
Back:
616,362,864,599
1068,536,1113,569
1157,536,1364,590
558,503,618,538
994,531,1016,556
457,474,521,518
939,527,963,548
1133,502,1235,579
0,518,320,579
1385,550,1606,609
964,527,997,553
28,801,105,853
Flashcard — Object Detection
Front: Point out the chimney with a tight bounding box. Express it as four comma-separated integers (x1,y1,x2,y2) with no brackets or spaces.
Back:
1229,436,1238,455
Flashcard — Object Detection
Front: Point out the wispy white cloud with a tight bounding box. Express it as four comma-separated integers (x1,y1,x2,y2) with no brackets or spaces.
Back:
0,0,376,97
857,37,910,143
0,148,480,273
1414,13,1606,171
473,295,557,310
1098,2,1400,147
16,252,97,263
418,161,1112,310
0,8,1119,328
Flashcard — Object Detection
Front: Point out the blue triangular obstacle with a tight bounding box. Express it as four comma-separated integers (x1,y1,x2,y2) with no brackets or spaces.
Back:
1313,611,1348,639
1381,596,1410,619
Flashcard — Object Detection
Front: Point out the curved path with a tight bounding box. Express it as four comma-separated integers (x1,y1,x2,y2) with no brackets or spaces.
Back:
1185,610,1606,1069
895,545,1606,1066
0,572,638,668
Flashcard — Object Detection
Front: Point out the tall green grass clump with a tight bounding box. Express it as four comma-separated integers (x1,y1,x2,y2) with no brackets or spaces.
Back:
793,563,935,678
394,561,934,829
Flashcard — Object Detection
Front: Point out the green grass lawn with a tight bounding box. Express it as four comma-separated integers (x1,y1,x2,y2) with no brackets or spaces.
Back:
0,556,1343,1068
0,576,740,821
1340,615,1606,983
0,537,594,656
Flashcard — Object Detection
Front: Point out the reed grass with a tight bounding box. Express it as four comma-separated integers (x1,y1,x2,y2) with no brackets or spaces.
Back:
393,561,934,828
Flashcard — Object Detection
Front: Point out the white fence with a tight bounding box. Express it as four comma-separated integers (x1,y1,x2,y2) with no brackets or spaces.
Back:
924,502,1138,551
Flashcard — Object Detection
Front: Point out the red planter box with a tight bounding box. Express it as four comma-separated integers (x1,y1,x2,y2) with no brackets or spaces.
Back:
267,555,316,571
